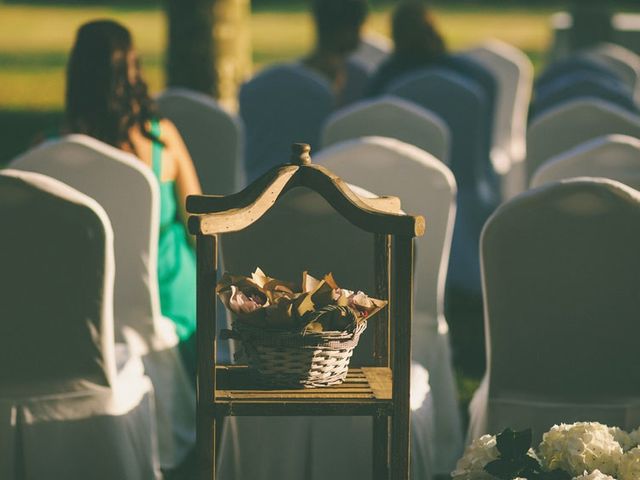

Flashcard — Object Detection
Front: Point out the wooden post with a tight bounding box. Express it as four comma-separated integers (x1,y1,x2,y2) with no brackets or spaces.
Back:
165,0,216,95
165,0,252,109
196,234,218,480
390,235,413,480
373,233,391,368
373,233,391,479
373,414,390,480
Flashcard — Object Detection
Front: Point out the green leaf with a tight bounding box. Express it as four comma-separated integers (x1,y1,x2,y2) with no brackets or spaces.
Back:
528,469,572,480
484,459,516,479
512,429,533,457
496,428,517,458
543,469,572,480
496,428,532,459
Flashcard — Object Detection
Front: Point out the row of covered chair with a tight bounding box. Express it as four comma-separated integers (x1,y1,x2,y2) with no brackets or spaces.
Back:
5,34,640,479
0,134,459,478
156,40,640,205
148,38,639,476
4,129,639,479
4,136,197,475
158,38,535,313
526,99,640,181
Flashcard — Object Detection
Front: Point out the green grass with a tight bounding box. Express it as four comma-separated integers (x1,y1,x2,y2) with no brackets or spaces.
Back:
0,3,555,111
0,3,559,162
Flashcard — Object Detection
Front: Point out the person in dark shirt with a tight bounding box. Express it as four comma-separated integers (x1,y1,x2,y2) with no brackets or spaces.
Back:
368,1,447,96
303,0,369,104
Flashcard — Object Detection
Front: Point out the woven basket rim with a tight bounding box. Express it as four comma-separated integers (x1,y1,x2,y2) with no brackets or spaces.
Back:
230,319,366,349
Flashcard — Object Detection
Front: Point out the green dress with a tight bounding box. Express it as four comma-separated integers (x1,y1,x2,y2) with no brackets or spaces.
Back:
150,119,197,378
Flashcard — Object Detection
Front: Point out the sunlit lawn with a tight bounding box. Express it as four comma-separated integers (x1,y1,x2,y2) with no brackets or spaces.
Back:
0,3,556,112
0,3,560,163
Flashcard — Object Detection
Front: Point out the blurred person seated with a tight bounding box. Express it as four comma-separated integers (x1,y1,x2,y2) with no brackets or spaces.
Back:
368,1,447,96
303,0,369,106
64,20,201,378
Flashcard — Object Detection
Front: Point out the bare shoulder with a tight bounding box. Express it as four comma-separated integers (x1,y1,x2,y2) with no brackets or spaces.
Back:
159,118,183,145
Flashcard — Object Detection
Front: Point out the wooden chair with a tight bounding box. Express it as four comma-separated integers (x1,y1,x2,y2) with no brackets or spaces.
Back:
187,143,424,480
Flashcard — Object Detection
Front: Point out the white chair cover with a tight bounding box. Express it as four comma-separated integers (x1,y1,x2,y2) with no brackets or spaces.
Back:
531,134,640,191
463,39,534,198
350,32,391,73
239,63,333,182
469,178,640,442
388,67,497,294
315,137,463,473
583,43,640,100
341,59,370,107
532,72,637,119
321,95,450,163
537,55,624,93
613,14,640,59
217,186,435,480
10,136,195,469
157,87,245,193
0,169,160,480
526,98,640,182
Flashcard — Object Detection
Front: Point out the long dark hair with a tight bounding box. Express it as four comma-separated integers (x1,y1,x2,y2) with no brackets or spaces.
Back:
65,19,159,151
392,2,446,61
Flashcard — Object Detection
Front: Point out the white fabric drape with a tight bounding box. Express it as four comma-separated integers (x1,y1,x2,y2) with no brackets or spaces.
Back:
0,170,160,479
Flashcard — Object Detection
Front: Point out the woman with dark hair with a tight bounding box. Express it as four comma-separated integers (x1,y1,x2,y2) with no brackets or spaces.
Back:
368,1,447,96
66,19,201,377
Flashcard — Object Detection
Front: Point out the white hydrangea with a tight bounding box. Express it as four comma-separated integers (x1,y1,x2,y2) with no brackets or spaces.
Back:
538,422,623,476
628,428,640,450
451,434,499,480
618,447,640,480
609,427,634,451
572,469,617,480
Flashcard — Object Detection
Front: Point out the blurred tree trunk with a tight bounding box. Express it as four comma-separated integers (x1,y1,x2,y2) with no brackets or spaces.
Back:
165,0,252,110
568,0,614,51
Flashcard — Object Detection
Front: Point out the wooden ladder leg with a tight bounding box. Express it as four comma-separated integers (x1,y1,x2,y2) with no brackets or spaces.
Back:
196,234,218,480
196,416,214,480
373,414,390,480
390,235,413,480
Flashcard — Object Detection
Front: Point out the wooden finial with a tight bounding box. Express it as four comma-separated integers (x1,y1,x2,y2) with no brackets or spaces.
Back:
291,143,312,165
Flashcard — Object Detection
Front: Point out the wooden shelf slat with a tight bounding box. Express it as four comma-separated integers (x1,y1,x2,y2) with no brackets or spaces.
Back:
214,366,393,411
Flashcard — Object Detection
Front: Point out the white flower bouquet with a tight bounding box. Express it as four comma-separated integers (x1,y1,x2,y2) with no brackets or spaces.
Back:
453,423,640,480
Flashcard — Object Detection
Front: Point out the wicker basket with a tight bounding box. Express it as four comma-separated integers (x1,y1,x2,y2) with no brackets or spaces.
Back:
221,306,367,388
